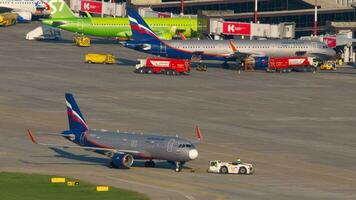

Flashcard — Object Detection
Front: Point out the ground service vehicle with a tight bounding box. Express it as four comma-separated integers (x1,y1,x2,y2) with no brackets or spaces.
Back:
208,160,254,175
320,61,336,70
74,36,91,47
0,12,17,26
267,56,316,73
85,54,116,64
135,58,191,75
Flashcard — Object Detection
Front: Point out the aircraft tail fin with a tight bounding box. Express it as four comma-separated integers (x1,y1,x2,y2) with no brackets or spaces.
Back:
127,7,161,42
49,0,76,19
65,93,89,132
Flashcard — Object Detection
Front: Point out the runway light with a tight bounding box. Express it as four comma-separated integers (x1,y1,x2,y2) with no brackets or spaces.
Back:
96,185,109,192
50,177,66,183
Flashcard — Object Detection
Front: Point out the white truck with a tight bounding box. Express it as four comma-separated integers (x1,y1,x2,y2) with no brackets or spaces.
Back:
208,160,254,175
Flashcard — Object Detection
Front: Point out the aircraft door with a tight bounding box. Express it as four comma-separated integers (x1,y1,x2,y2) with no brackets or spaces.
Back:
160,43,167,54
79,133,85,145
167,139,175,152
312,42,318,49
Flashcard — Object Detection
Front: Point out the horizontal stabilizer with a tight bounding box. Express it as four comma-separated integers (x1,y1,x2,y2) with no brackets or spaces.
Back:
27,130,140,155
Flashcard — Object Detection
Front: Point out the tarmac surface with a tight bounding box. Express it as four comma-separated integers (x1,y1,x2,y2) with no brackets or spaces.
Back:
1,23,356,200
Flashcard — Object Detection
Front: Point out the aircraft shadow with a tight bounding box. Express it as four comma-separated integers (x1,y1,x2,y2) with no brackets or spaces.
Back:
26,147,191,171
38,38,120,45
116,58,137,66
318,70,356,75
38,39,76,44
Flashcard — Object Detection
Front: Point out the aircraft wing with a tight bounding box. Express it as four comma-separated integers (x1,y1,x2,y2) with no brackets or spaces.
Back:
227,40,265,59
0,7,13,13
27,130,140,155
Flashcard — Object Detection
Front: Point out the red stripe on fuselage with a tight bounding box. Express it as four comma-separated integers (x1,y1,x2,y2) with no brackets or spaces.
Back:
83,132,114,149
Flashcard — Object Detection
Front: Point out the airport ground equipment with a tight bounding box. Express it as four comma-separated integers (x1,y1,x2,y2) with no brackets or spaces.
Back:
242,57,255,71
266,56,316,73
320,61,336,70
85,54,116,64
135,58,191,75
196,65,207,71
74,36,91,47
0,12,17,26
26,26,61,40
208,160,254,175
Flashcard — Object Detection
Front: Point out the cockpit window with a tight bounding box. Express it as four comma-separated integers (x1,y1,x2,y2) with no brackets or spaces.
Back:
178,144,192,148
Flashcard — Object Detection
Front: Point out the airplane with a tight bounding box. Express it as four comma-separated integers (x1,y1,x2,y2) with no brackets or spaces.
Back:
0,0,50,22
41,0,197,40
123,7,336,67
27,93,200,172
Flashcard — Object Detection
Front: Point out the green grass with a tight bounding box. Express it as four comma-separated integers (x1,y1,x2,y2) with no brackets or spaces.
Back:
0,172,149,200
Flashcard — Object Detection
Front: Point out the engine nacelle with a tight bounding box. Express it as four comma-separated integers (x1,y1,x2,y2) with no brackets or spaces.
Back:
112,153,134,168
16,11,32,23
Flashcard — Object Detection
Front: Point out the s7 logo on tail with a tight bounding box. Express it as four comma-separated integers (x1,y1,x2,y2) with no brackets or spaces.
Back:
49,0,65,14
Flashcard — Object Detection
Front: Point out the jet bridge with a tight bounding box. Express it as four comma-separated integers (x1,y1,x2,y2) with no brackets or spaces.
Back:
209,19,295,40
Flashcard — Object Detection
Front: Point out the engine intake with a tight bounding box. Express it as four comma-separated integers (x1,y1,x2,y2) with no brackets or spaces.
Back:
112,153,134,168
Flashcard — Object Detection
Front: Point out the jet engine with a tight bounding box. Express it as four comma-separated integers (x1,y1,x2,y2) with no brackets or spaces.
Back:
111,153,134,168
16,11,32,23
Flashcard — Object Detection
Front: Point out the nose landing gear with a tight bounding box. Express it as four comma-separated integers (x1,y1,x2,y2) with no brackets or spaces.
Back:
175,162,182,172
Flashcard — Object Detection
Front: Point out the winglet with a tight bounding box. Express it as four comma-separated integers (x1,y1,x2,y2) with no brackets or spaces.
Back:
229,40,238,52
195,125,202,141
178,32,187,40
27,129,37,144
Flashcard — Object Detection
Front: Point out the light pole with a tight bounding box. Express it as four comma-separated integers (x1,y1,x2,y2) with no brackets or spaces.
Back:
314,0,318,36
254,0,258,23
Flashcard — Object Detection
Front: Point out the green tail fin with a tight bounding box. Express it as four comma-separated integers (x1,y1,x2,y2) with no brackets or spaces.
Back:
49,0,77,19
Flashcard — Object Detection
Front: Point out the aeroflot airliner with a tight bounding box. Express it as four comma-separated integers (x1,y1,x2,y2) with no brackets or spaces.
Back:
28,93,200,172
123,7,336,66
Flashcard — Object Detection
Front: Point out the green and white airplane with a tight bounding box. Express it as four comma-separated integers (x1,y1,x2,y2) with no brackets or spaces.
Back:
42,0,197,40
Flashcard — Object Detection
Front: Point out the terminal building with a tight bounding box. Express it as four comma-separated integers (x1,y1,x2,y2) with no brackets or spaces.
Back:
131,0,356,38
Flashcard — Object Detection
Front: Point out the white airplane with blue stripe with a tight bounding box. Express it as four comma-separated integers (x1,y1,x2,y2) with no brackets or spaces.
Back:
123,7,336,66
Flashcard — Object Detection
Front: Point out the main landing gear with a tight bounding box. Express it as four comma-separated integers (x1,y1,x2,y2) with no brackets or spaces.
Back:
221,62,230,69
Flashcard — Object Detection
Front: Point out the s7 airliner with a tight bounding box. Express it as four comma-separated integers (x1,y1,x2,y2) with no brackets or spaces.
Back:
28,93,200,172
123,7,336,66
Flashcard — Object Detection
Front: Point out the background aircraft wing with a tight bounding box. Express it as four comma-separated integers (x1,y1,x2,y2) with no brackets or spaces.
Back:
0,7,13,12
27,130,140,155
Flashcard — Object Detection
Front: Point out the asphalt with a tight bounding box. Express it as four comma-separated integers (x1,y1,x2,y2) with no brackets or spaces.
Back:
1,23,356,200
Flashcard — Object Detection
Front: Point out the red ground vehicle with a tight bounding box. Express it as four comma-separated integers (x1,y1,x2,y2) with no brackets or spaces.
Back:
267,57,316,73
135,58,191,75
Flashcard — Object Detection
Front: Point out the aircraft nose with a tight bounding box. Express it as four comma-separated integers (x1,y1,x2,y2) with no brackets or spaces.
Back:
189,149,198,160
